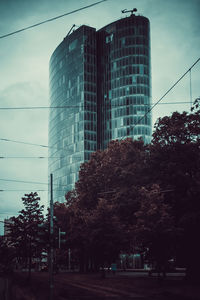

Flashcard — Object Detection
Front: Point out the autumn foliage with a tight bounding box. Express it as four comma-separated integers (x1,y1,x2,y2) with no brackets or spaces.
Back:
53,100,200,278
61,139,147,272
4,101,199,280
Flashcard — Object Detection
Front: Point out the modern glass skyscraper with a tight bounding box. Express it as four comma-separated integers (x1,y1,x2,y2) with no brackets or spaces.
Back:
49,13,151,202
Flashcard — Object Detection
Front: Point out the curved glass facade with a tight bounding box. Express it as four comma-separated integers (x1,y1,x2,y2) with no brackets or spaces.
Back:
49,26,97,202
97,15,151,149
49,15,152,202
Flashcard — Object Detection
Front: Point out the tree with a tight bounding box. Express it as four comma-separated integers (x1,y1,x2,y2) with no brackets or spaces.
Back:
150,102,200,282
55,197,126,273
134,185,175,276
63,139,149,271
57,100,200,279
86,198,126,270
76,138,148,223
8,192,44,280
0,238,15,274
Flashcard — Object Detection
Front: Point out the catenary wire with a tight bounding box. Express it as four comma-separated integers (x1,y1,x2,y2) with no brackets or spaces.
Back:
0,138,81,155
0,190,64,192
0,102,193,110
0,59,199,150
0,178,48,185
0,138,49,148
0,156,64,159
0,0,108,39
0,178,68,187
129,57,200,129
0,190,48,192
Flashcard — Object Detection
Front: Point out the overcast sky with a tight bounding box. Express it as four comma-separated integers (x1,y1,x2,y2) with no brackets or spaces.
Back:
0,0,199,233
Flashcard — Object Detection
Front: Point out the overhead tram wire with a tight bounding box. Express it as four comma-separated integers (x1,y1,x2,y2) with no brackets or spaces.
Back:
0,178,48,185
0,156,64,159
0,138,49,149
0,178,68,187
0,102,194,110
0,138,83,162
0,139,75,168
1,62,199,193
0,138,72,155
0,190,48,192
0,190,64,192
128,57,200,131
0,59,199,150
0,0,108,39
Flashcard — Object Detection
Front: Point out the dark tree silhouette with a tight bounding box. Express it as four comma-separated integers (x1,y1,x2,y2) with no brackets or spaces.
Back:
8,192,44,280
150,101,200,282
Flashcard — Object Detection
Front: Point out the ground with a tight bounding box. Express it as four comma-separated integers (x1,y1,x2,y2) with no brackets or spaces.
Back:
3,270,200,300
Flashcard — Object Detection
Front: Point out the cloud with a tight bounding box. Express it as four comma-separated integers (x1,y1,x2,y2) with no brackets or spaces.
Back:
0,81,48,141
0,82,49,232
0,0,200,234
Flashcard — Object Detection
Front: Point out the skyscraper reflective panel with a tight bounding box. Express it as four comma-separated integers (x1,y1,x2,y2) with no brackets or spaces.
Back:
49,13,152,202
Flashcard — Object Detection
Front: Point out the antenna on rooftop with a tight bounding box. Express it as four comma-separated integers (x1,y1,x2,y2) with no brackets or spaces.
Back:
121,8,137,15
67,24,76,36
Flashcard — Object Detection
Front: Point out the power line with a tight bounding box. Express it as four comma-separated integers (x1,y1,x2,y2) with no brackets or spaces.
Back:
0,59,199,150
0,105,84,110
0,156,62,159
0,177,69,187
130,58,200,129
0,190,67,192
0,138,83,162
0,0,108,39
0,178,48,185
0,190,65,192
0,190,48,192
0,138,49,149
0,138,81,154
0,102,193,110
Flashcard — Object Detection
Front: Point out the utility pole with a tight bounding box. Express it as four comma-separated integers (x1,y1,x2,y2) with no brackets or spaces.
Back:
49,173,54,300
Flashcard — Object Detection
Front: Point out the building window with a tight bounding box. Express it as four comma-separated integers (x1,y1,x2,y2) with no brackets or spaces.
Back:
121,37,126,46
69,39,78,52
139,65,144,74
106,33,113,43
